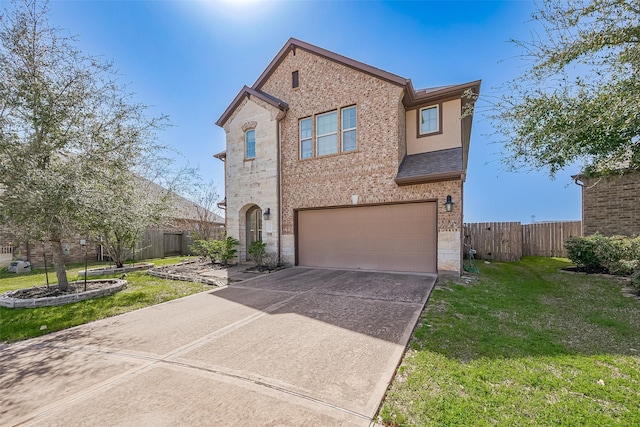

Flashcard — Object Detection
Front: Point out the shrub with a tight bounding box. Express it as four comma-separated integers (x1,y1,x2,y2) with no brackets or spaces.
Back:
565,234,640,275
565,234,605,269
191,235,239,265
248,240,267,267
631,269,640,291
596,236,635,275
192,239,222,264
218,236,239,265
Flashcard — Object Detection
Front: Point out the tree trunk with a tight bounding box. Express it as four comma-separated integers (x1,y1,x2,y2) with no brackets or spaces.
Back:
51,239,70,291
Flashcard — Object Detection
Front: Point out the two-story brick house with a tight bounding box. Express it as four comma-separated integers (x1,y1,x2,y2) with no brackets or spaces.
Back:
215,38,480,275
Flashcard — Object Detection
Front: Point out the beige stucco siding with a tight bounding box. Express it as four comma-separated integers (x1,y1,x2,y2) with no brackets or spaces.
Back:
258,48,463,273
221,97,280,261
406,99,462,155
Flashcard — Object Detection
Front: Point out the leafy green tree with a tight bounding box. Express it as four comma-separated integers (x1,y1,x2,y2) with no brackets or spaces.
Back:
492,0,640,177
0,0,167,289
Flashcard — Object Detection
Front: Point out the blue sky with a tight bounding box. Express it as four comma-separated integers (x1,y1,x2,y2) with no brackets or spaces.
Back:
8,0,582,223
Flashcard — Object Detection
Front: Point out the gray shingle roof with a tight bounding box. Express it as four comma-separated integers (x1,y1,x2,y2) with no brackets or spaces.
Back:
395,147,463,185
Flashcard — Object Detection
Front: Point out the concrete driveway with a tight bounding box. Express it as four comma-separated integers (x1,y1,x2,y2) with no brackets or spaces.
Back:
1,267,436,426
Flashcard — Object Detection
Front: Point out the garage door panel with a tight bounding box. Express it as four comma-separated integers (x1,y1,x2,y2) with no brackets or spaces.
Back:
297,203,436,273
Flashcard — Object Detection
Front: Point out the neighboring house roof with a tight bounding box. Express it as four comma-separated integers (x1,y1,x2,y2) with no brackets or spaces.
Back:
213,150,226,160
395,148,464,185
136,177,224,224
215,37,481,127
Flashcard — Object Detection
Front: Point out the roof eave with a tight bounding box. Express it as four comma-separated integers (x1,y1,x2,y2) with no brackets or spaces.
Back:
215,86,288,128
395,171,463,186
403,80,482,108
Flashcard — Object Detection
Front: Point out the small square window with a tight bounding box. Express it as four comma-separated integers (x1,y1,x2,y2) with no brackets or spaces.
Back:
292,71,299,89
420,105,439,135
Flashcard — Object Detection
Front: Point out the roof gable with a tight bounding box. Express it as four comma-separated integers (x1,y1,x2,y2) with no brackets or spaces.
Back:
252,38,408,91
215,86,288,128
215,38,481,129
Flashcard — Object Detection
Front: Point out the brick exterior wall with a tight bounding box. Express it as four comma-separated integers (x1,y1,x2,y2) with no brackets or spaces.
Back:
582,171,640,236
258,48,463,272
0,226,99,267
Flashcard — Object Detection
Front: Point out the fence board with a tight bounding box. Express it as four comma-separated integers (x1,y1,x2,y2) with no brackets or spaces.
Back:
465,221,581,261
464,222,522,261
522,221,582,257
163,232,183,257
135,228,165,261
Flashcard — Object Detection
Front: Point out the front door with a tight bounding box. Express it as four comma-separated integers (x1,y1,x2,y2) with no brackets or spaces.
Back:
246,206,262,252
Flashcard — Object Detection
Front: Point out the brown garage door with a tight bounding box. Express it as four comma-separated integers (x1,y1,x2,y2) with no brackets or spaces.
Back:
297,202,437,273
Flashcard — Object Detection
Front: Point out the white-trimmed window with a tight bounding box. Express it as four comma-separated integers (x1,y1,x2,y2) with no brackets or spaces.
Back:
341,106,357,152
245,129,256,159
316,111,338,156
420,105,439,135
299,118,312,159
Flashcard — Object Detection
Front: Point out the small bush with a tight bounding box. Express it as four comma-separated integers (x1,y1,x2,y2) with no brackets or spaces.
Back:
631,270,640,291
191,235,239,265
565,234,605,269
565,234,640,275
218,236,239,265
248,240,267,267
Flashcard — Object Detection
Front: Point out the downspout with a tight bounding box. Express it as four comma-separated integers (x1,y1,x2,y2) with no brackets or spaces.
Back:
277,119,282,263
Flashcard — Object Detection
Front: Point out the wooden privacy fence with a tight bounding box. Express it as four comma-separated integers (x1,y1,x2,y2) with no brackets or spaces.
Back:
131,229,195,261
464,221,582,261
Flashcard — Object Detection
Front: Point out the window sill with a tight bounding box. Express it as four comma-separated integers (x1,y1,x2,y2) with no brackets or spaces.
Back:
298,149,358,161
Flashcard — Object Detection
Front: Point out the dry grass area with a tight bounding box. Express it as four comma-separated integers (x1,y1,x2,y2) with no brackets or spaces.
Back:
380,257,640,426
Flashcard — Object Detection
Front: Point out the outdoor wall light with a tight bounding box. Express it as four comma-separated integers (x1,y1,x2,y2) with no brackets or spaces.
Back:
263,208,271,220
444,195,454,212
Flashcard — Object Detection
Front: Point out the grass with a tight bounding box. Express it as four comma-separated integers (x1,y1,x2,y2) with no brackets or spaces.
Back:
0,256,205,343
380,257,640,426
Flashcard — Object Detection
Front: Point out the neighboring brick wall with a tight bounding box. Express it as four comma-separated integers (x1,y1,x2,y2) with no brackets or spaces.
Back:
259,48,463,272
0,226,99,266
582,171,640,236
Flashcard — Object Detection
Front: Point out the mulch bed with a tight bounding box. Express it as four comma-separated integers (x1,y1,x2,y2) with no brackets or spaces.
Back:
153,260,227,275
244,265,287,274
7,281,120,299
562,266,610,274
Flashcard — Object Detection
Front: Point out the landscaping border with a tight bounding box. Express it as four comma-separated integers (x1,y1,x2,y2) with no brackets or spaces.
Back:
148,261,227,287
77,262,154,277
0,279,127,309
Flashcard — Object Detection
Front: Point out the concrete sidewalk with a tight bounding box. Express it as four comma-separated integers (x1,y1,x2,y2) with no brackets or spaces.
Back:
1,267,436,426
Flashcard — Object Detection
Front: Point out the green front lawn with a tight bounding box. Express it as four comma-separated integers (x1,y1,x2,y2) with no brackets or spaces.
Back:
0,256,204,343
380,257,640,426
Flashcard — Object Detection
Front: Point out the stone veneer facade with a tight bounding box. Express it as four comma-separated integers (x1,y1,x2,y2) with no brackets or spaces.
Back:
220,97,283,261
581,170,640,236
217,40,476,274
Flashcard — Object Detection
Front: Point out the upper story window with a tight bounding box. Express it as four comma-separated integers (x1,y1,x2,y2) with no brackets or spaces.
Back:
292,70,299,88
299,105,357,159
300,118,312,159
245,129,256,159
316,111,338,156
419,105,439,135
341,106,357,152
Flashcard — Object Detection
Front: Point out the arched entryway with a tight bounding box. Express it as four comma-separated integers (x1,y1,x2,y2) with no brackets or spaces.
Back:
246,205,262,251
